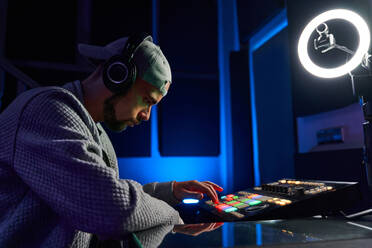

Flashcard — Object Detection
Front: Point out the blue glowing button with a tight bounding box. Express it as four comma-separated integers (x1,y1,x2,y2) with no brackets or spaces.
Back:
221,196,226,199
182,198,200,204
224,207,238,213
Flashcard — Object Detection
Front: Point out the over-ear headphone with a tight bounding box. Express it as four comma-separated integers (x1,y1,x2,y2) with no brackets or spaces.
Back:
102,32,152,94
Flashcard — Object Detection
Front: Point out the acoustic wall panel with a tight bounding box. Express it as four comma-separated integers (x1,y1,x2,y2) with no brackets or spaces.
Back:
252,28,295,184
158,76,220,156
229,50,254,191
157,0,220,156
158,0,218,74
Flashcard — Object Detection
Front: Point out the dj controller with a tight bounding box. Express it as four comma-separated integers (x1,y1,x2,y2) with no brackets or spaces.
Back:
178,179,361,222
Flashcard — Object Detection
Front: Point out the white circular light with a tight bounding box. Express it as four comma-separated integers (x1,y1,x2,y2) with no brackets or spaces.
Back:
298,9,370,78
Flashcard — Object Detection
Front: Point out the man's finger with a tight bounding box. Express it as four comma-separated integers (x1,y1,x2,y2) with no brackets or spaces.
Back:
206,183,219,202
203,181,223,192
210,222,224,231
189,181,219,203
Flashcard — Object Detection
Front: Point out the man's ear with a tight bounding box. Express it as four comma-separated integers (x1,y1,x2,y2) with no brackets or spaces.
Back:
164,81,171,92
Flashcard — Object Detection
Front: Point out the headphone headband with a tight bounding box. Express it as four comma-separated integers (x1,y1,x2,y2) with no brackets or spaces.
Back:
122,32,152,61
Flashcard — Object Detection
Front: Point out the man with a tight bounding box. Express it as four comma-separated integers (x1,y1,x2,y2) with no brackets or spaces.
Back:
0,34,223,247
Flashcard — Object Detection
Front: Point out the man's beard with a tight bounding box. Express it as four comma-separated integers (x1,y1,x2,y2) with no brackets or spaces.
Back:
103,94,128,132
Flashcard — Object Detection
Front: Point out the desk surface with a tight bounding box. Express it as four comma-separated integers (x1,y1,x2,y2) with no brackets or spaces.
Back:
131,215,372,248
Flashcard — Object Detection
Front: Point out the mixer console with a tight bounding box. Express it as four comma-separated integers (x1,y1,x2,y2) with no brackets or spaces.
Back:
200,179,361,221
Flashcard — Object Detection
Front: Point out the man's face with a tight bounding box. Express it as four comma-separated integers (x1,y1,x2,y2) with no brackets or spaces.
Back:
103,78,170,132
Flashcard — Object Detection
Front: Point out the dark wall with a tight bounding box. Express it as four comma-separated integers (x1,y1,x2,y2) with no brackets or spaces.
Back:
6,1,77,63
237,0,285,43
1,0,221,158
91,1,152,46
230,50,254,190
159,0,218,74
287,0,372,117
252,28,295,183
158,76,220,156
157,0,220,156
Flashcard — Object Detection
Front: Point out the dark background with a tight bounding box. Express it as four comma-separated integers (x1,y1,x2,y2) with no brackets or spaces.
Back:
0,0,286,160
1,0,371,203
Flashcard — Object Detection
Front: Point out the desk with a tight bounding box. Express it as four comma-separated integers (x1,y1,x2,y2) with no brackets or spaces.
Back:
131,216,372,248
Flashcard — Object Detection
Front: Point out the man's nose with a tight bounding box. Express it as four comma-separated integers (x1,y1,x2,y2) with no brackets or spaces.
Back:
145,106,152,121
141,106,152,121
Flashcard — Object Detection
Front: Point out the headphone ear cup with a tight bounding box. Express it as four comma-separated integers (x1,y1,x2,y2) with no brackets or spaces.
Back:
103,55,137,94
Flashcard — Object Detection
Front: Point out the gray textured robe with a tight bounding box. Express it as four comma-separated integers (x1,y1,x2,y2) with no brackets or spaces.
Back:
0,80,181,248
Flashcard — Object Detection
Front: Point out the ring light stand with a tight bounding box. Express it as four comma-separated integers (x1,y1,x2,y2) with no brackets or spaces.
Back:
298,9,372,218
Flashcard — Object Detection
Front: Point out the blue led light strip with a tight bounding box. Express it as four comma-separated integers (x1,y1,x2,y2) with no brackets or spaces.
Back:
256,223,262,246
150,105,160,158
152,0,158,45
218,1,239,247
249,9,288,186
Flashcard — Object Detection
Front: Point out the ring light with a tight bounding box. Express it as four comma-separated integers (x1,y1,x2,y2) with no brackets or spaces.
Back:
298,9,370,78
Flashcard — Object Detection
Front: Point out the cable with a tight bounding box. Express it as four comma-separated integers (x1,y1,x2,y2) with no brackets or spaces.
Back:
340,208,372,219
130,233,143,248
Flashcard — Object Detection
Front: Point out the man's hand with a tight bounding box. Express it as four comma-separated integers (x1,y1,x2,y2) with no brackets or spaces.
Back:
173,180,223,203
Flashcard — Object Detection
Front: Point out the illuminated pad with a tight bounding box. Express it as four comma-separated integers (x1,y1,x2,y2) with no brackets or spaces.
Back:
247,200,262,206
247,194,259,199
215,204,231,211
251,195,263,200
230,211,245,218
205,200,215,206
254,196,273,202
235,203,249,209
224,207,238,213
201,179,355,222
